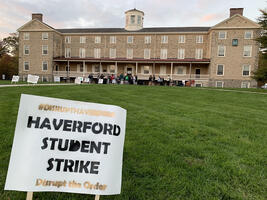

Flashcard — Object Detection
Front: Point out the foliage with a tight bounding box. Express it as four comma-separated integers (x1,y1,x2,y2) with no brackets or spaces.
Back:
0,85,267,200
0,54,18,79
253,9,267,83
2,33,19,57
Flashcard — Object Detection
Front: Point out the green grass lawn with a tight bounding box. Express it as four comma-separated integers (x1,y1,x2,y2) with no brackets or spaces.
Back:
0,85,266,200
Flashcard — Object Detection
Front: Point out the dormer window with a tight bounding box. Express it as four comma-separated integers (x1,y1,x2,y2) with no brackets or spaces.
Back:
137,16,141,25
130,15,135,24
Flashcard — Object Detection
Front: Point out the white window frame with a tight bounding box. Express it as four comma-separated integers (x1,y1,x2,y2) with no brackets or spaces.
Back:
80,36,86,44
130,15,135,24
65,36,71,44
77,64,84,73
196,35,203,43
42,32,48,40
65,48,71,58
176,66,186,75
218,45,226,57
127,36,133,44
93,64,100,73
160,65,166,75
241,82,250,88
195,49,203,59
95,36,101,44
24,45,29,55
144,36,151,44
109,48,116,58
109,65,116,73
216,64,224,76
79,48,86,58
24,33,29,40
143,66,151,74
42,61,48,71
127,48,133,59
218,31,227,39
160,49,168,59
243,45,252,57
161,35,168,44
178,49,185,59
244,31,253,39
216,81,224,88
42,45,48,55
110,36,116,44
94,48,101,58
24,61,29,71
178,35,185,43
242,64,251,76
144,48,151,59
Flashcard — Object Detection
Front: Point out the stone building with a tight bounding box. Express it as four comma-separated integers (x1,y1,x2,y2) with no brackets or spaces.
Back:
17,8,261,88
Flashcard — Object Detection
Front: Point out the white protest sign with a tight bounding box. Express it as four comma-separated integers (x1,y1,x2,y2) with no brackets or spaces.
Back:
5,94,127,195
75,78,81,84
54,76,60,82
11,75,19,83
27,74,39,84
84,78,90,83
98,79,103,84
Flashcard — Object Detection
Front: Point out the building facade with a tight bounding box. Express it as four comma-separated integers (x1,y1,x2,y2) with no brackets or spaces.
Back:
18,8,261,88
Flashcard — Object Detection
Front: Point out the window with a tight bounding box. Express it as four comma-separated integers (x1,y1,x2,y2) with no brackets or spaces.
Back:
110,36,116,44
144,49,151,59
217,64,224,76
80,36,86,43
94,48,101,58
243,45,252,57
24,61,29,71
77,64,83,72
161,35,168,44
127,48,133,59
244,31,253,39
176,66,186,75
137,15,141,25
95,36,101,44
55,65,59,71
42,33,48,40
42,76,48,82
195,49,203,59
160,49,168,59
178,35,185,43
127,36,133,43
242,64,250,76
65,48,71,58
65,66,70,71
160,65,166,74
130,15,135,24
143,66,150,74
42,61,48,71
178,49,185,59
218,31,227,39
218,45,225,57
42,45,48,55
24,45,29,55
65,36,71,43
24,33,29,40
144,36,151,44
93,65,100,73
79,48,86,58
109,48,116,58
232,39,238,46
241,82,250,88
216,81,224,88
196,35,203,43
109,65,116,73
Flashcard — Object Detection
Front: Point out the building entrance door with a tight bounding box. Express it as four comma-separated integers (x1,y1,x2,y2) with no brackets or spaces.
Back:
195,68,200,78
127,67,133,74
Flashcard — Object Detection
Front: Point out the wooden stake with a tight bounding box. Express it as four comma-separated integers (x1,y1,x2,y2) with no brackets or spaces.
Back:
95,195,100,200
26,192,33,200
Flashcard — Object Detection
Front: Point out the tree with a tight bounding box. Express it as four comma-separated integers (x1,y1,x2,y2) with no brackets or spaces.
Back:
0,54,18,79
252,9,267,84
3,33,19,57
0,40,8,58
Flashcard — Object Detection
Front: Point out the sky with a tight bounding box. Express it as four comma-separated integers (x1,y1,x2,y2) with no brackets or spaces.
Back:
0,0,266,39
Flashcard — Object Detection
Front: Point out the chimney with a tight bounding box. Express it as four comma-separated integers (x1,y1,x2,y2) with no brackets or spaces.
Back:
32,13,43,22
230,8,243,17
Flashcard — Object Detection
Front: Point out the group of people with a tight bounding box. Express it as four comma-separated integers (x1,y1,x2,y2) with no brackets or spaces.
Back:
87,73,138,85
84,73,188,86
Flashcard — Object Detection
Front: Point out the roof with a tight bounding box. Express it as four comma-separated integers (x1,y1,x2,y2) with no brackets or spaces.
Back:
125,8,144,14
56,27,211,34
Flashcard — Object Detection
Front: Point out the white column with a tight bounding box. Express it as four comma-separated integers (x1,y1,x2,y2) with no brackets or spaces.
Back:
83,61,85,77
189,62,192,80
100,62,102,73
115,62,118,75
170,62,173,80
